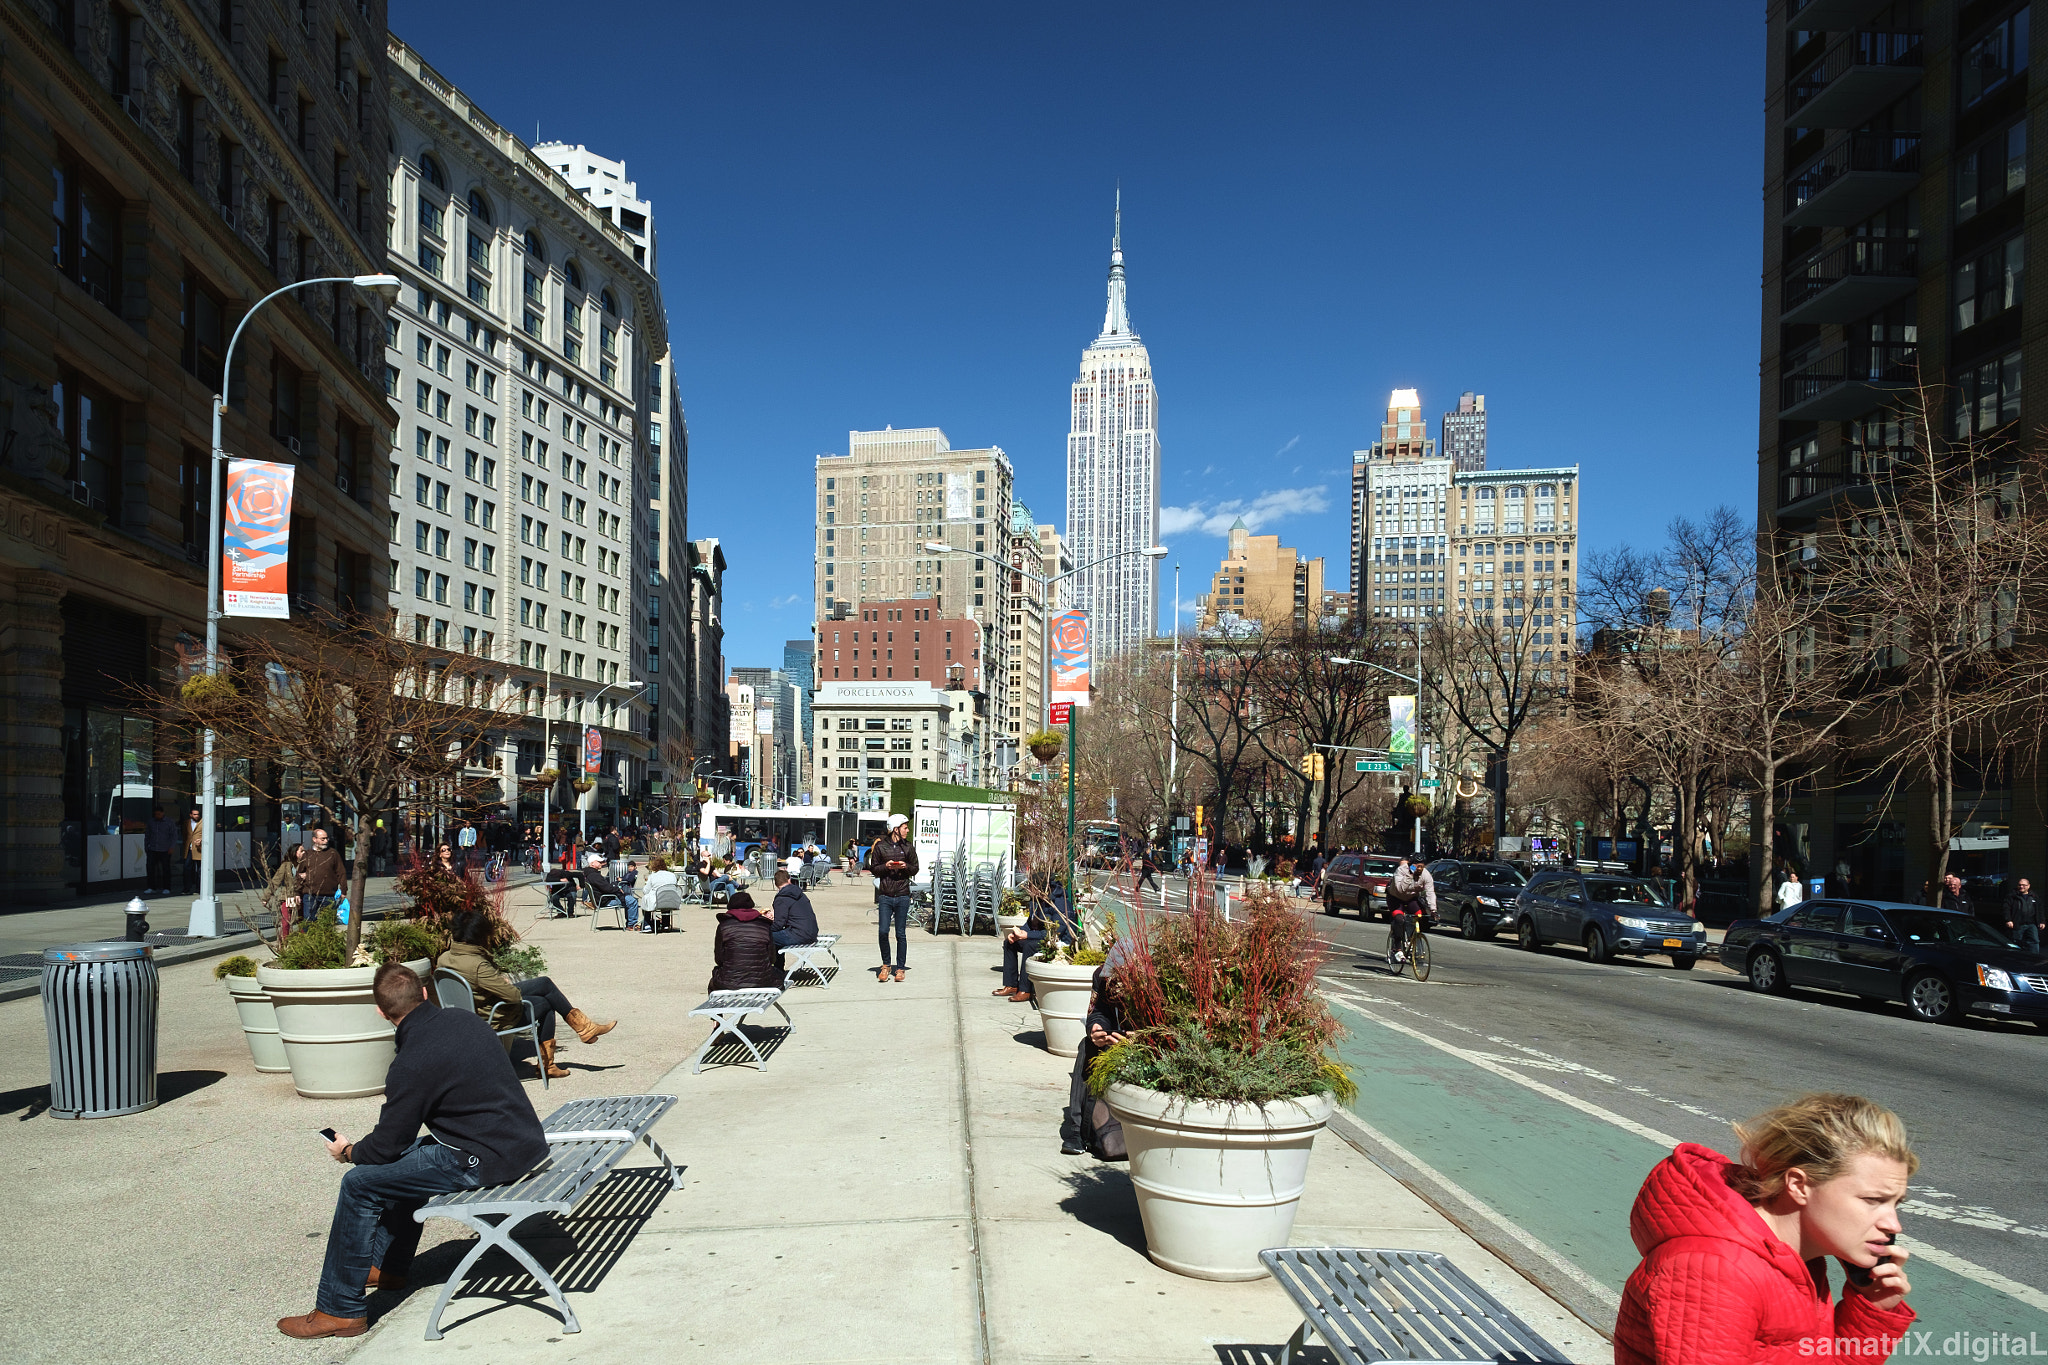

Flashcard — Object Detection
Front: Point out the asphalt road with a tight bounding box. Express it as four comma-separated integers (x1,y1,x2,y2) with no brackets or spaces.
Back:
1301,901,2048,1344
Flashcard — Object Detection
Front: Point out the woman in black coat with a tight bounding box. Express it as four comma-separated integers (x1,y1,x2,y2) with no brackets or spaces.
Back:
708,892,782,992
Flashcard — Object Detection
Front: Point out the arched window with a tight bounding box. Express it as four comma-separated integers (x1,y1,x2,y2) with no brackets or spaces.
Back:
524,229,545,261
565,260,583,290
599,288,617,314
467,189,492,224
419,153,446,189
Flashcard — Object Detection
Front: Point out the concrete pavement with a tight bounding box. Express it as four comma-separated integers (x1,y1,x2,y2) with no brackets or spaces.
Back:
0,874,1608,1365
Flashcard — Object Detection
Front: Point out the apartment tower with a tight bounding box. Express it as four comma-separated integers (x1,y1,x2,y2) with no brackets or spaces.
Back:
1442,392,1488,472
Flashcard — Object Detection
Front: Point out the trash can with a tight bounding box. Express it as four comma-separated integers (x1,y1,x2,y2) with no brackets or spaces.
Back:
42,941,160,1120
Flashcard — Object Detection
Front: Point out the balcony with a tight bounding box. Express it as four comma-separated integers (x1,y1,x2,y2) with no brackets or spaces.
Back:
1784,132,1920,227
1777,447,1899,514
1789,0,1890,28
1779,342,1917,420
1781,236,1918,324
1788,30,1921,129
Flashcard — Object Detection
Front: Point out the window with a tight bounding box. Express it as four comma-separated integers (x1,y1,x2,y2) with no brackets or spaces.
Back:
1960,8,2030,111
565,260,583,290
52,372,122,518
1956,119,2027,224
1955,236,2025,333
1954,348,2023,437
419,197,443,238
434,573,449,604
464,493,479,524
414,567,429,598
524,229,544,261
180,272,226,388
419,242,443,278
52,156,122,311
419,153,445,190
434,481,449,512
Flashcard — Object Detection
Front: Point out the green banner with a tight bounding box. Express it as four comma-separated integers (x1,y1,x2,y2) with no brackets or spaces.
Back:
1388,696,1416,760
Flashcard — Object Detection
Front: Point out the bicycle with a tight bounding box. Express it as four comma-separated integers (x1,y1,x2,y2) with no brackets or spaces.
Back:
1385,910,1432,982
483,852,506,883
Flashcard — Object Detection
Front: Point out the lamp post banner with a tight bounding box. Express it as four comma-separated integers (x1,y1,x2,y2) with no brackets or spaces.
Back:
1049,609,1091,705
221,459,295,618
583,726,603,775
1388,695,1416,760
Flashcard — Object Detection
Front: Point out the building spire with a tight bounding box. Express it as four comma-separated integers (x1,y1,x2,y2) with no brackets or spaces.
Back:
1102,187,1131,338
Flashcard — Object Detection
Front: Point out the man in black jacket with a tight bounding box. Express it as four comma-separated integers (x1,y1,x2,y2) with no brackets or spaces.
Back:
2006,877,2042,955
769,864,819,948
278,963,547,1340
869,813,920,983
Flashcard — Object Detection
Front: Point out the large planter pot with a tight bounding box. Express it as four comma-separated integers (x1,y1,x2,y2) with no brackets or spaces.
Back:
995,913,1029,933
1024,956,1099,1058
259,958,430,1099
1104,1082,1336,1281
223,972,289,1073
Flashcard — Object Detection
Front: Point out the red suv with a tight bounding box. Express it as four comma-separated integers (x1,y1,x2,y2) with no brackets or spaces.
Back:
1321,853,1406,918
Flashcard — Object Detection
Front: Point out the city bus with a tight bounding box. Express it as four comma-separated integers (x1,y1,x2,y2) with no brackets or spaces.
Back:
696,803,891,865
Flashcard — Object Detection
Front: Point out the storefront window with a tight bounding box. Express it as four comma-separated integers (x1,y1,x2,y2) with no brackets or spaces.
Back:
61,709,155,886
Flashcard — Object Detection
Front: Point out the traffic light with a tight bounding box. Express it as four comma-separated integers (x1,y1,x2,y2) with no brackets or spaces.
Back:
1193,805,1204,834
1298,753,1326,782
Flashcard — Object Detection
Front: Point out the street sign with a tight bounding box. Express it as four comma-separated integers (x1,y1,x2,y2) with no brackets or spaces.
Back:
1354,760,1401,773
1420,778,1441,789
1049,702,1072,725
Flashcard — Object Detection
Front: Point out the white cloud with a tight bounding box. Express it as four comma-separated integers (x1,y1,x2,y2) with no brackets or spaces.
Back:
1274,435,1301,457
768,593,804,610
1159,486,1330,539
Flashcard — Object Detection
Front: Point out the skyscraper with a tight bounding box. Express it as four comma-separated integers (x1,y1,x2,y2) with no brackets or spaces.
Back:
1443,392,1488,471
1350,389,1443,609
1066,196,1161,654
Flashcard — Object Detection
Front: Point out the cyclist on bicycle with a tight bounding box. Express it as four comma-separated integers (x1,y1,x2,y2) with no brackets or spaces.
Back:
1387,854,1435,967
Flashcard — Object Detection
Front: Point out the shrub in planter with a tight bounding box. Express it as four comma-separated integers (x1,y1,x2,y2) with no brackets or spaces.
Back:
369,917,446,968
1087,884,1353,1280
1025,728,1065,762
259,906,430,1100
212,955,259,981
272,908,350,970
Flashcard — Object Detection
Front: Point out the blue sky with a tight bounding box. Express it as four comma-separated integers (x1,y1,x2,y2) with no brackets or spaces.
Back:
391,1,1763,670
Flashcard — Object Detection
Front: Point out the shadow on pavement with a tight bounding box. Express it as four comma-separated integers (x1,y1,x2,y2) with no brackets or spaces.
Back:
0,1068,224,1121
0,1082,50,1121
1056,1165,1149,1258
1011,1029,1047,1049
396,1165,679,1336
1212,1345,1339,1365
694,1026,789,1072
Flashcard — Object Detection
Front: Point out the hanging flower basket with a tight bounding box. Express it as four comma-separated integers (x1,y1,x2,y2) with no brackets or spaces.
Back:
520,768,560,791
570,778,595,794
1026,729,1065,763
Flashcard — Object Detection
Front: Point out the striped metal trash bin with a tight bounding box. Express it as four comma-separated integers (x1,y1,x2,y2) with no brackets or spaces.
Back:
42,941,160,1120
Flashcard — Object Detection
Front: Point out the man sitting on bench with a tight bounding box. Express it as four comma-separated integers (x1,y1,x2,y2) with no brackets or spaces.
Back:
769,861,819,956
278,962,548,1341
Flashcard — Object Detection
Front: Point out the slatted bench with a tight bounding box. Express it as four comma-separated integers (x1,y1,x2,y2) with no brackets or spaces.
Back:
415,1093,680,1340
780,933,841,988
1259,1247,1573,1365
688,988,792,1073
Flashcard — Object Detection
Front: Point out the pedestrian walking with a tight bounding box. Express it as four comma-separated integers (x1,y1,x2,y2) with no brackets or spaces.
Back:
143,803,180,896
1615,1092,1916,1364
1774,866,1804,912
1937,873,1974,920
869,813,919,983
2005,877,2042,955
455,820,477,869
299,827,346,921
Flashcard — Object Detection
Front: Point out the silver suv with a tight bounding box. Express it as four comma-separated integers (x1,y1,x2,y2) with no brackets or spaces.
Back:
1513,870,1704,969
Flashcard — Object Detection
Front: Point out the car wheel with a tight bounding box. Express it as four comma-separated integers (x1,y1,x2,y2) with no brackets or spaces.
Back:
1748,950,1787,995
1321,890,1335,916
1583,925,1609,964
1906,971,1963,1025
1516,916,1541,951
1669,954,1697,971
1462,910,1481,941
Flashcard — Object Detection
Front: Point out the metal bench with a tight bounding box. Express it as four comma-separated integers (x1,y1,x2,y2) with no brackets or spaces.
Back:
688,988,791,1073
1259,1247,1572,1365
415,1094,680,1340
780,933,840,988
431,968,549,1091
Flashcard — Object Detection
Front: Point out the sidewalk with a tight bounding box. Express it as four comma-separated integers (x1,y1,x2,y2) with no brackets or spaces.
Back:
0,875,1608,1365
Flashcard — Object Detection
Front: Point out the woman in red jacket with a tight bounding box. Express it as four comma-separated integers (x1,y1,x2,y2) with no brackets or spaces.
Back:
1616,1092,1917,1365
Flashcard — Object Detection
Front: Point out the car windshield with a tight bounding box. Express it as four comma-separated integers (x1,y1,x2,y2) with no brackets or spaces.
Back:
1469,865,1526,888
1365,857,1403,872
1588,879,1668,906
1886,911,2017,950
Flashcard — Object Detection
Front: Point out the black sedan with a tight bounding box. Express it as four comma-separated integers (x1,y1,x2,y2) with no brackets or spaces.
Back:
1427,859,1528,939
1721,899,2048,1026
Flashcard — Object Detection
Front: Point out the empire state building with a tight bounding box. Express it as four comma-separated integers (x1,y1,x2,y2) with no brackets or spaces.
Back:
1065,198,1160,655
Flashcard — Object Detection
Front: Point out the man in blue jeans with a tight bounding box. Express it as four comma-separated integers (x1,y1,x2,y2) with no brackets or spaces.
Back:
870,813,920,983
278,962,547,1339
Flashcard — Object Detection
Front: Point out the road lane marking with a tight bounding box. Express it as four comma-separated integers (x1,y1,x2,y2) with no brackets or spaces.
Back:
1325,1105,1622,1314
1322,982,2048,1319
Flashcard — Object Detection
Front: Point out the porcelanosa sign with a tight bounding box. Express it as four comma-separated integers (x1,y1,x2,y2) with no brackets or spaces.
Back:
819,682,942,706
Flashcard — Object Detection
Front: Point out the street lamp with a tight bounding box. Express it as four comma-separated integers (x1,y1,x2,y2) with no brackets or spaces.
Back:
189,273,403,937
1331,637,1431,857
576,678,646,841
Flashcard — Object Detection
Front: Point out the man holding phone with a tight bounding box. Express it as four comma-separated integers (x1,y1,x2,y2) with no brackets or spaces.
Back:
276,963,547,1340
870,813,920,983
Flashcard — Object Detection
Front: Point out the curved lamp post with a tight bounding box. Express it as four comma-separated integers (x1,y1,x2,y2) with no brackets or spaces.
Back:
189,273,402,937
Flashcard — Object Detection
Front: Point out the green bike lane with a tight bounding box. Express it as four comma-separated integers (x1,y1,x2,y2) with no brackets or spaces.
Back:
1323,983,2048,1354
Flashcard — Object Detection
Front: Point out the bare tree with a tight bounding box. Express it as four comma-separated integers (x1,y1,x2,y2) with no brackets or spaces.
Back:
1422,602,1561,849
1169,631,1282,848
160,612,516,955
1247,625,1401,846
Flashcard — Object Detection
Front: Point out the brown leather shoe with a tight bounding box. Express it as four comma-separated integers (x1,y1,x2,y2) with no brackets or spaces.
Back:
365,1265,407,1295
1006,988,1034,1002
563,1007,615,1044
277,1311,367,1339
536,1039,571,1079
992,985,1015,995
876,967,892,982
893,967,907,982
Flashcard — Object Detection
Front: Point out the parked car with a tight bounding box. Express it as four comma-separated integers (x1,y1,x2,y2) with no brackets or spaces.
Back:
1720,900,2048,1026
1513,870,1705,967
1321,853,1406,917
1428,859,1529,939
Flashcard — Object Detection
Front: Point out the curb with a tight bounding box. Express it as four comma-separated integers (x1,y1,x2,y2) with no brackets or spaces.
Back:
1322,1104,1619,1345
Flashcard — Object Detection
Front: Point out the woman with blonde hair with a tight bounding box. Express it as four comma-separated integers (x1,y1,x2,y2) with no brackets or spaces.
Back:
1615,1092,1917,1364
